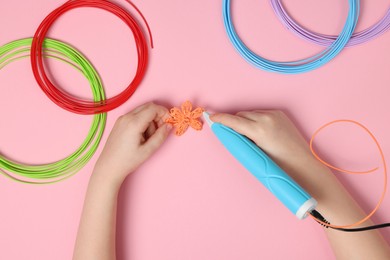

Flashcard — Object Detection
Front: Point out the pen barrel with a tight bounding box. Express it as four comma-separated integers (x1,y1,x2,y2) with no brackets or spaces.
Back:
212,123,317,219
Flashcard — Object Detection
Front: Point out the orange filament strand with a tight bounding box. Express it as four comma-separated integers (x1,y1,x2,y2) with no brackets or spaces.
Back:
309,119,387,229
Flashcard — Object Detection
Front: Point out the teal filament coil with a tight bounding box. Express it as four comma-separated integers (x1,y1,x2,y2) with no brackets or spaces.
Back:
0,38,106,184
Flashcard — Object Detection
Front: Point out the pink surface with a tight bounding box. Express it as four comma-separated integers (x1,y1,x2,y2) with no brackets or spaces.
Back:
0,0,389,259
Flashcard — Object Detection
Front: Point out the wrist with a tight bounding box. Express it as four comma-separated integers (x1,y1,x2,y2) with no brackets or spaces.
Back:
90,167,126,192
284,156,361,213
301,161,372,226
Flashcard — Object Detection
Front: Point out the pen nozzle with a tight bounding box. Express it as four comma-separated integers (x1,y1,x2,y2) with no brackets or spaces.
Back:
203,111,213,127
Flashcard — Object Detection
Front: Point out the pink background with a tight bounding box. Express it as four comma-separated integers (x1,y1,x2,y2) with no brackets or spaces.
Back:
1,0,390,259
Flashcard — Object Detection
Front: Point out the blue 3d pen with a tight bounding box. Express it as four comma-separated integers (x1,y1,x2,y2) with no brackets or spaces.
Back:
203,112,317,219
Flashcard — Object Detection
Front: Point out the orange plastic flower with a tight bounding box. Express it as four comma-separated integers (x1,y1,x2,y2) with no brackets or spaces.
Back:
165,101,205,136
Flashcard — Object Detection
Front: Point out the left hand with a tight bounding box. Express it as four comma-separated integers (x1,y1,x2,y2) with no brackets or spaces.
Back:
93,102,172,186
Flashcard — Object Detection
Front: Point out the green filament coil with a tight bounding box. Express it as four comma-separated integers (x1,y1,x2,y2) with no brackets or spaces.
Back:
0,38,106,184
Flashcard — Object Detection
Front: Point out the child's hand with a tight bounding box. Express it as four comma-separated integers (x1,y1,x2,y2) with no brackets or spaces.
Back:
210,110,330,203
93,102,172,186
210,110,313,170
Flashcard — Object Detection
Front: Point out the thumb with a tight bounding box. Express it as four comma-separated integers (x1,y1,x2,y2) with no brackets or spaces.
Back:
210,113,254,137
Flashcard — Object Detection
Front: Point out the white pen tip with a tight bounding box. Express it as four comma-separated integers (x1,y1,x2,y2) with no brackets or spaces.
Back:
203,111,213,127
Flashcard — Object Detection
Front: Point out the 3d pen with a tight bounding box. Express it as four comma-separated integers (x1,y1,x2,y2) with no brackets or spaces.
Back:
203,112,317,219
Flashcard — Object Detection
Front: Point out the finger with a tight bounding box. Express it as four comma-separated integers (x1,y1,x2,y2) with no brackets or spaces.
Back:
142,124,172,156
135,104,170,133
252,109,275,113
145,122,157,139
133,102,170,119
155,114,170,128
137,103,169,121
210,113,255,136
120,102,166,121
132,101,154,113
238,110,284,123
235,111,258,121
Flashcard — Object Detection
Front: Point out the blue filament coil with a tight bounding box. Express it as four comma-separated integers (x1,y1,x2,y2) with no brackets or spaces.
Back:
222,0,360,74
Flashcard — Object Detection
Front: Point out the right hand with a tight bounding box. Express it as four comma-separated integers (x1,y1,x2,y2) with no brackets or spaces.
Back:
210,110,314,169
210,109,334,202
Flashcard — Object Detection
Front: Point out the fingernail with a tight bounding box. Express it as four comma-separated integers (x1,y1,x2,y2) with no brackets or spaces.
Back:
166,124,173,131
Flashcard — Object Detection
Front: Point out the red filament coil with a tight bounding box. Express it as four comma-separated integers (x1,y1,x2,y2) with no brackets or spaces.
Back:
31,0,153,114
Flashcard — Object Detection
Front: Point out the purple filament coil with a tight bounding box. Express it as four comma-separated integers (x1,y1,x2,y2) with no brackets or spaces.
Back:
270,0,390,47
